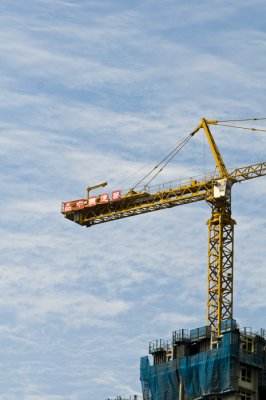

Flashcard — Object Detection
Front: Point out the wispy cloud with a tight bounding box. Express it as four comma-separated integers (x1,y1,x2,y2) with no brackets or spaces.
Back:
0,0,266,399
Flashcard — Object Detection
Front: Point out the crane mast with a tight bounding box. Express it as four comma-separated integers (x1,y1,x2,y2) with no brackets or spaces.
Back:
61,119,266,337
207,186,235,334
201,118,234,335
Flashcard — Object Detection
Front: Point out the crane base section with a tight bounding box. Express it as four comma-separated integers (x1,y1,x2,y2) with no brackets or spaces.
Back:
141,320,266,400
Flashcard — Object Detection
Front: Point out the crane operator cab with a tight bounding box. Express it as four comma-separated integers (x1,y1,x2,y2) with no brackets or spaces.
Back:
213,179,233,199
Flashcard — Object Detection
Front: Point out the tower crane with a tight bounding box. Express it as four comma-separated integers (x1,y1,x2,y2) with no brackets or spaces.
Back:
61,118,266,337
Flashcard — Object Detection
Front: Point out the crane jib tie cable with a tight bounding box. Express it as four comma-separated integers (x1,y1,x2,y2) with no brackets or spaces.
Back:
143,134,194,188
215,123,266,132
130,117,266,192
216,117,266,123
131,132,195,191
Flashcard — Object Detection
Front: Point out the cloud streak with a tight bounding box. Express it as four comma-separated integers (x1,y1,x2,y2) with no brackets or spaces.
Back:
0,0,266,399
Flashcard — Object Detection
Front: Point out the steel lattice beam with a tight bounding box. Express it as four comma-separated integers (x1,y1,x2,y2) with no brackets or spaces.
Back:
207,198,235,335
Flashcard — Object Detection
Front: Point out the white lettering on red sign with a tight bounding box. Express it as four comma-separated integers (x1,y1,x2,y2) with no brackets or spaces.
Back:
64,202,72,213
112,190,122,201
75,199,85,210
88,196,97,207
99,193,109,204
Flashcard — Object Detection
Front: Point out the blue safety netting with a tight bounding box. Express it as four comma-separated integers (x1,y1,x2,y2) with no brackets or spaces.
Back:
140,332,239,400
179,332,239,398
140,357,179,400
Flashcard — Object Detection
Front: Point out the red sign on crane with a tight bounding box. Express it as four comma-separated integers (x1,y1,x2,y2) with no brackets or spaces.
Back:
74,199,85,210
88,196,97,207
112,190,122,201
64,202,72,213
99,193,109,204
64,189,122,212
63,199,85,213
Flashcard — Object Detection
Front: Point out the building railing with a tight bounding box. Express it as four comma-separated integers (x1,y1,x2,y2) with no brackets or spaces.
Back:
190,325,211,341
240,327,266,340
240,351,264,368
260,328,266,339
172,329,189,343
105,396,142,400
220,319,238,333
149,339,171,354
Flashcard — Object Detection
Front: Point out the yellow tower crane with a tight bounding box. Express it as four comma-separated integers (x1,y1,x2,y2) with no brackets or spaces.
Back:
61,118,266,337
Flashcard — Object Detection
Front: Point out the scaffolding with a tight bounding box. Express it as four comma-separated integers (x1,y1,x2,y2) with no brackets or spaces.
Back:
140,321,266,400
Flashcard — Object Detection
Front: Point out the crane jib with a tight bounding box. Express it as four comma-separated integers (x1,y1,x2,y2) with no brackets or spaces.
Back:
61,116,266,337
61,161,266,226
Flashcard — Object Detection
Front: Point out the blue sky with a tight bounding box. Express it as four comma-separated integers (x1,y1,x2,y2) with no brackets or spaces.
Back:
1,0,266,399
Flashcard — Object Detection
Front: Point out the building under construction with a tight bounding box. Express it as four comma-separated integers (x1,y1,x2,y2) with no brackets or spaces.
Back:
140,320,266,400
61,118,266,400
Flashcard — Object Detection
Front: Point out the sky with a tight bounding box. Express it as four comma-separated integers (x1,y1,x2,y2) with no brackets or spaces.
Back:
0,0,266,399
